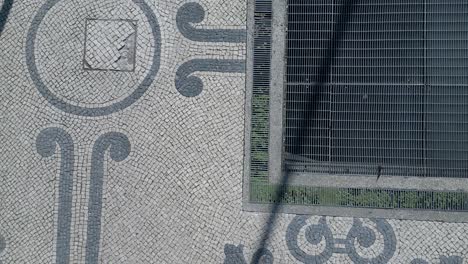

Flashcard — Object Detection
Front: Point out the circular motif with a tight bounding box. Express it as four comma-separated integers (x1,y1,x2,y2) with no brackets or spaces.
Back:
26,0,161,117
305,225,326,245
286,216,334,264
346,219,396,264
356,226,376,248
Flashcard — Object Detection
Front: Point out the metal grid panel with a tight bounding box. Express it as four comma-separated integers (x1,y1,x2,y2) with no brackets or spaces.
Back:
250,0,273,179
285,0,468,178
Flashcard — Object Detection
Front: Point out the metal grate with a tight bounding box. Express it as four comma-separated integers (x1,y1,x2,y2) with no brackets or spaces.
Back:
250,182,468,211
250,0,273,179
285,0,468,178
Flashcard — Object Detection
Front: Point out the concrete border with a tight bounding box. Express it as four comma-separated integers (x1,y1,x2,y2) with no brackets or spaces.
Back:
287,172,468,192
268,0,287,184
244,202,468,223
241,0,256,208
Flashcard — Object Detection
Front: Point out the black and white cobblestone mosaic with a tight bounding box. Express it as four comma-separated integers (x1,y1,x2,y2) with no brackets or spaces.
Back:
26,0,161,116
0,0,467,263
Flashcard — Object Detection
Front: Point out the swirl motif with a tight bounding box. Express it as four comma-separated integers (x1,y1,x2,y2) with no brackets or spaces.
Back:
346,219,396,264
36,127,75,264
176,2,246,43
175,59,245,97
286,216,334,264
26,0,161,117
286,216,396,264
85,132,131,264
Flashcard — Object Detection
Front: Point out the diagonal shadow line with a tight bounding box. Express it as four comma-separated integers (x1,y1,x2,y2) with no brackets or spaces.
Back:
252,1,356,263
0,0,13,35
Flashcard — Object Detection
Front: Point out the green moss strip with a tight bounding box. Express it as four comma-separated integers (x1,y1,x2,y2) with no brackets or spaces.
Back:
250,181,468,211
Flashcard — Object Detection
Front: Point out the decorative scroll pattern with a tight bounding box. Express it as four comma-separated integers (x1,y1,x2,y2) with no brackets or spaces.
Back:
85,132,131,264
224,216,466,263
36,128,130,264
175,2,246,97
176,2,246,43
175,59,245,97
20,0,245,261
36,128,75,264
286,216,396,264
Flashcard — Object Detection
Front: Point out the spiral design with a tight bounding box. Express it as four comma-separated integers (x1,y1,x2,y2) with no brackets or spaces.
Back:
346,219,396,264
286,216,334,264
175,59,245,97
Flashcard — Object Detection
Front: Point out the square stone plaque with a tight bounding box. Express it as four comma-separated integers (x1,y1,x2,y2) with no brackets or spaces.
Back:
83,18,137,72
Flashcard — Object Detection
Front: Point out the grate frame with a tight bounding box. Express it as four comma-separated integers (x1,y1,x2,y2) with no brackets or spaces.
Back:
243,0,468,221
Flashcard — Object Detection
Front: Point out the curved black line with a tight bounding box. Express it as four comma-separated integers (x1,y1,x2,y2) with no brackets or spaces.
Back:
36,127,74,264
286,216,334,264
175,59,245,97
346,219,396,263
0,0,13,35
176,2,246,43
85,132,130,264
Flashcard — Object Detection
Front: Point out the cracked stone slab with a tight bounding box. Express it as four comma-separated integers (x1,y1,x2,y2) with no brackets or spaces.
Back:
83,18,137,72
